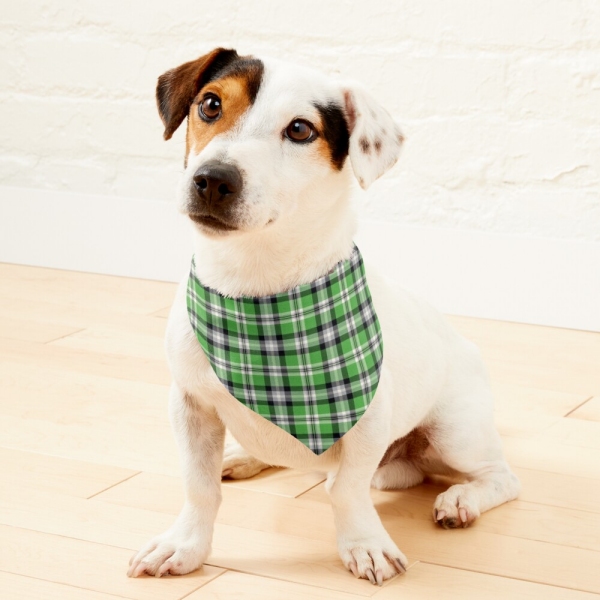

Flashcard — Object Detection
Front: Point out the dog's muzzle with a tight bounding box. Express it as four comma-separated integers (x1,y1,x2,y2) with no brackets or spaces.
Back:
189,160,243,231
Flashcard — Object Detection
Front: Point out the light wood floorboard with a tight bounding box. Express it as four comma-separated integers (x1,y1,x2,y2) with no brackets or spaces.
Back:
1,263,599,598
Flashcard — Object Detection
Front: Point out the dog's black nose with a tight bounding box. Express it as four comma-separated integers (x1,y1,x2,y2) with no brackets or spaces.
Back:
193,161,242,206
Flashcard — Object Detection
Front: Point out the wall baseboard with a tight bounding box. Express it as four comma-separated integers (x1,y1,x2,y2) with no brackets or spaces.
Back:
1,185,599,332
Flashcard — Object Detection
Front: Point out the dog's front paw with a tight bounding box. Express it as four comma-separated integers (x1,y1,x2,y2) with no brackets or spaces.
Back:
338,536,407,585
221,441,269,479
127,528,210,578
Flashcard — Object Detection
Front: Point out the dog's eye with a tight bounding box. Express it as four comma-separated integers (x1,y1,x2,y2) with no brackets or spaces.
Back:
199,94,222,121
284,119,315,143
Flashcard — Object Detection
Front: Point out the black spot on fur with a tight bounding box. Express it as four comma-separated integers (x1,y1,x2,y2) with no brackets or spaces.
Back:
314,102,350,170
359,137,371,154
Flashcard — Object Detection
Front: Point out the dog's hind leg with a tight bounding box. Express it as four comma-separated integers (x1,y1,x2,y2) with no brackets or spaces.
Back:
430,389,520,529
370,428,428,490
371,459,424,490
221,439,270,479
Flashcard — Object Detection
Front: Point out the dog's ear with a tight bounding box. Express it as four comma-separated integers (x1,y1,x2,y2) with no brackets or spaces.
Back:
341,82,404,189
156,48,239,140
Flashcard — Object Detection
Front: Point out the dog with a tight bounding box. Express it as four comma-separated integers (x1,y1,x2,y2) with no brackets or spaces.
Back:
127,47,520,585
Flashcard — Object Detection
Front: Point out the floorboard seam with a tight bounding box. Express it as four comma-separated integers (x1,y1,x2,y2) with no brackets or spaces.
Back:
178,568,229,599
87,471,143,500
418,560,599,595
0,568,132,599
43,327,87,344
1,523,139,552
201,564,377,597
563,396,594,417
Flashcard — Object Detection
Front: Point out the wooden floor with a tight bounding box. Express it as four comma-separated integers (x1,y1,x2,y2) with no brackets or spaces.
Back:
1,262,599,600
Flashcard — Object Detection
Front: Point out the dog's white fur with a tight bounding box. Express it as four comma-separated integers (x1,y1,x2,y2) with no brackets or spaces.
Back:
128,55,520,584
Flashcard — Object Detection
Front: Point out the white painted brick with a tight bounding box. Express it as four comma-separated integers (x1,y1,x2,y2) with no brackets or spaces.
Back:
1,0,600,243
501,121,600,186
398,118,506,188
0,31,22,85
20,35,151,95
0,1,72,30
507,55,600,125
0,154,110,193
392,0,591,50
0,96,178,161
360,181,600,242
323,53,508,118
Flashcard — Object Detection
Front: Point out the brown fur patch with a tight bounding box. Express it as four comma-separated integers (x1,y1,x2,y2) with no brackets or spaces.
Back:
314,136,335,166
156,48,263,156
157,48,239,141
343,90,357,133
378,428,430,468
359,136,371,154
187,75,255,155
374,139,382,154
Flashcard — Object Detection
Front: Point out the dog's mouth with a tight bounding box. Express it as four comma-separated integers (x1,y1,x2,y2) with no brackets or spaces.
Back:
188,213,237,231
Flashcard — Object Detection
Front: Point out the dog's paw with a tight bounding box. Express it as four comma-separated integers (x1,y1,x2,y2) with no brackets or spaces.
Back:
127,529,210,578
433,483,480,529
371,460,424,491
222,442,269,480
338,537,407,585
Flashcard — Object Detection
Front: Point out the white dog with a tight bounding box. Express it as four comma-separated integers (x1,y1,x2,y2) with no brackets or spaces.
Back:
128,48,520,585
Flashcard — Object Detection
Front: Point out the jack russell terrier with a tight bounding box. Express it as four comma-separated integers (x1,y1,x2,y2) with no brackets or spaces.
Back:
127,47,520,585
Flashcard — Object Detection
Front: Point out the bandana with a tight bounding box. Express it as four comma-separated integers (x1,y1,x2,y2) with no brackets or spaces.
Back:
186,245,383,455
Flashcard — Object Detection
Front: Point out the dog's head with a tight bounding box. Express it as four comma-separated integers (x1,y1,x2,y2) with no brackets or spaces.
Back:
157,48,404,236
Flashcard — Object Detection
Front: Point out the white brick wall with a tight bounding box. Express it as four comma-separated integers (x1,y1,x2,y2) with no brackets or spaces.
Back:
1,0,599,241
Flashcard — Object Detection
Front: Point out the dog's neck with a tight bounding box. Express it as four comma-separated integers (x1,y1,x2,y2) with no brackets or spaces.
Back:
191,189,357,298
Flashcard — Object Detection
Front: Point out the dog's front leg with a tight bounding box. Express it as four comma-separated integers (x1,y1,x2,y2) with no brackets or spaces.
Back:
128,382,224,577
327,403,408,585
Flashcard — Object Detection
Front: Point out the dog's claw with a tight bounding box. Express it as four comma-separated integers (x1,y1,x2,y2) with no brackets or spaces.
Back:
375,569,384,586
435,509,446,522
394,558,406,574
366,568,376,585
128,561,145,578
349,561,359,577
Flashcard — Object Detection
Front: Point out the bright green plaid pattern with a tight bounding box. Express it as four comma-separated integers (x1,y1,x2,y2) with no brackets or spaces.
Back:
186,245,383,454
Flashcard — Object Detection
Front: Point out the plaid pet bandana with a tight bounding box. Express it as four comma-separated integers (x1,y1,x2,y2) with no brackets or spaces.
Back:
186,245,383,455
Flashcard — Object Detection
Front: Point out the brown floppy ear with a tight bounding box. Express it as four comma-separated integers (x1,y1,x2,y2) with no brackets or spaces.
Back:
156,48,239,140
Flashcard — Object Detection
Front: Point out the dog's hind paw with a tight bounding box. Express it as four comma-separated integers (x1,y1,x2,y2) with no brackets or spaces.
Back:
433,484,480,529
221,441,270,479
